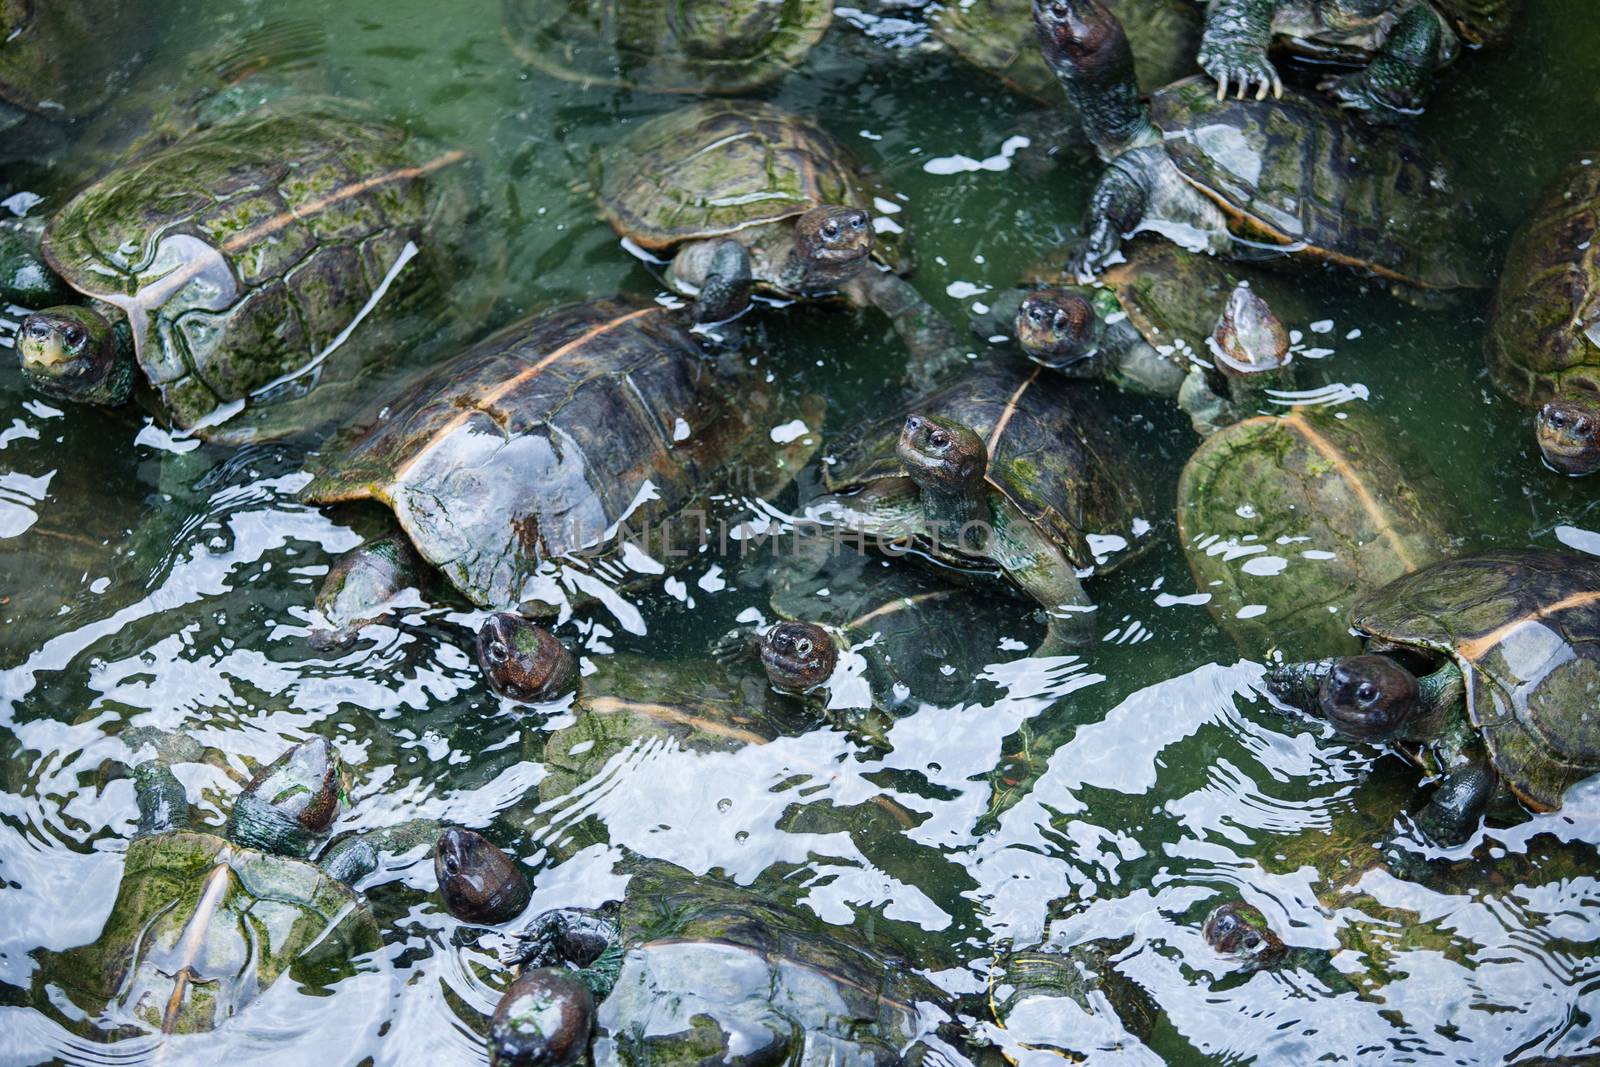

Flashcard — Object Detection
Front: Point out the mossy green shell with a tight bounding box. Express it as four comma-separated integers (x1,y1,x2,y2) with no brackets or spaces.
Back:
1351,548,1600,813
596,100,909,276
1487,150,1600,410
825,363,1150,573
932,0,1197,103
42,97,476,443
38,831,378,1036
503,0,831,95
1177,408,1453,658
0,0,143,118
301,299,820,609
1149,77,1486,293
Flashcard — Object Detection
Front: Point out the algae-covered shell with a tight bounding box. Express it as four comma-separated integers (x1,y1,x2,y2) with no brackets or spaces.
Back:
503,0,831,95
1178,407,1453,657
1352,548,1600,813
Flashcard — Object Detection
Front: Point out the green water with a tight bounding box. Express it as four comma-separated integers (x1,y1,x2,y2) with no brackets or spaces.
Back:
3,0,1600,1063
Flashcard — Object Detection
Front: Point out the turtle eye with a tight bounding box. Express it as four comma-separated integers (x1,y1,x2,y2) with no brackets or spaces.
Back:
25,320,50,342
1217,914,1236,936
850,214,866,231
823,221,840,239
63,325,86,349
443,854,459,876
795,637,813,656
1548,409,1569,429
1053,311,1070,331
487,640,507,664
1356,682,1378,705
1243,933,1262,952
930,429,949,448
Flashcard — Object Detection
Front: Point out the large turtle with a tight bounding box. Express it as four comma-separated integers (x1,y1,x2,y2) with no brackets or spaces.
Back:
810,360,1153,653
594,100,965,388
301,298,820,618
503,0,832,95
4,96,483,445
1487,149,1600,476
30,737,436,1041
1033,0,1486,303
1264,549,1600,845
1198,0,1520,121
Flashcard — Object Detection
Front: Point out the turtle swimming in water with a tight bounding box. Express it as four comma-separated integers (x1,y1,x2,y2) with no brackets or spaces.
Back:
1032,0,1486,303
29,737,436,1041
1197,0,1519,122
594,100,965,388
1487,149,1600,476
4,96,484,444
502,0,832,96
809,361,1153,653
1265,549,1600,845
301,296,820,620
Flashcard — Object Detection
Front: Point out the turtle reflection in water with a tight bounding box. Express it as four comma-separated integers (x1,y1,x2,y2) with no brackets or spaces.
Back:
30,738,435,1041
1266,549,1600,845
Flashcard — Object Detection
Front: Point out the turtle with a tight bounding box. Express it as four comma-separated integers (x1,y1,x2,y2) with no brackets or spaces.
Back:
29,737,438,1041
436,826,533,927
307,535,428,651
594,100,967,389
4,96,485,445
1197,0,1520,122
984,943,1162,1061
300,296,822,617
1201,901,1358,987
502,0,832,95
929,0,1198,104
1175,297,1454,657
1033,0,1488,303
1264,548,1600,846
808,360,1153,654
1486,149,1600,477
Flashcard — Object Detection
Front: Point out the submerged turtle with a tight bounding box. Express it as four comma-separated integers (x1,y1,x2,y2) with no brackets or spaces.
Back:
31,738,436,1040
301,297,821,615
1176,293,1453,657
986,944,1161,1061
1487,149,1600,476
811,361,1153,653
5,96,483,444
595,100,964,387
1034,0,1486,302
930,0,1196,104
1265,549,1600,845
307,536,428,650
1198,0,1519,121
503,0,832,95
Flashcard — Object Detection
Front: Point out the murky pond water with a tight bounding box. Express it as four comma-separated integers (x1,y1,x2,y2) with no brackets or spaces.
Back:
4,0,1600,1063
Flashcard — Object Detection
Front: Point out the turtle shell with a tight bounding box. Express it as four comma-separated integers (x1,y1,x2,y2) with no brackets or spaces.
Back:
503,0,831,95
1149,77,1487,294
932,0,1197,103
0,0,144,119
301,299,820,609
595,100,909,276
1352,548,1600,811
1487,150,1600,410
1177,407,1452,658
42,96,478,443
37,831,378,1037
824,363,1150,572
1432,0,1522,47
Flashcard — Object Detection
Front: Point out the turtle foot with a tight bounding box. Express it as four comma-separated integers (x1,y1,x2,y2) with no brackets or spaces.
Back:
1198,43,1281,102
1321,72,1423,124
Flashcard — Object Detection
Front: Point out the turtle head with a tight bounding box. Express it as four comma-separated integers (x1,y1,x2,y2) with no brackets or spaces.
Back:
476,613,579,703
1203,902,1285,965
489,968,596,1067
18,306,134,407
1317,655,1421,741
227,736,344,857
759,621,838,694
794,205,873,284
1536,393,1600,477
1016,289,1100,370
434,827,532,926
1032,0,1131,83
897,414,987,491
1213,285,1291,378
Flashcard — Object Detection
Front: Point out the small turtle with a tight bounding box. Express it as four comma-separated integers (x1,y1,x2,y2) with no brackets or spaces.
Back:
30,738,437,1040
436,826,533,927
1202,901,1354,983
1033,0,1486,302
4,96,484,444
503,0,832,95
810,361,1153,653
1265,549,1600,845
1198,0,1519,121
301,297,821,616
594,100,965,387
1487,149,1600,476
986,944,1161,1060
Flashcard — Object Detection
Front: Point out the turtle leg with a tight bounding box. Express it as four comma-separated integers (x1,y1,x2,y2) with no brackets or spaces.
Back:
320,817,441,885
1177,367,1240,436
1199,0,1283,101
133,761,195,837
1414,747,1498,847
693,239,754,325
1322,4,1447,121
507,907,624,997
1067,156,1154,280
987,509,1094,656
1107,330,1188,399
844,269,969,392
